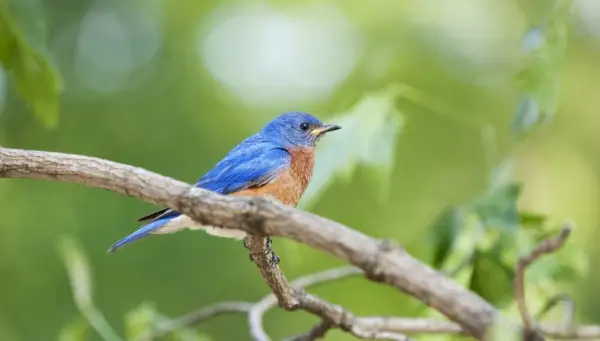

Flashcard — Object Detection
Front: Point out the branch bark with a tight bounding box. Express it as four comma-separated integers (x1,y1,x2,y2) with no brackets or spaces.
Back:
0,147,595,341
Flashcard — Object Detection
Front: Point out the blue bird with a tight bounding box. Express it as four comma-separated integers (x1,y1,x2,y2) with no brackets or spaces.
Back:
108,112,341,252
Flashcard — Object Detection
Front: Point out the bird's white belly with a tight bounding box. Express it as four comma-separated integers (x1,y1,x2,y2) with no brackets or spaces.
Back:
152,215,246,239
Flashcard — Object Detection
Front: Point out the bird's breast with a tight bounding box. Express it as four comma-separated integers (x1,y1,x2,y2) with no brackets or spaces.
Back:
232,147,314,207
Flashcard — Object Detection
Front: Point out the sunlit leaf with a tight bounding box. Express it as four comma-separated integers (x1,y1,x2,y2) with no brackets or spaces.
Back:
58,318,89,341
125,302,160,340
0,0,63,127
299,84,403,208
544,234,588,281
520,210,548,228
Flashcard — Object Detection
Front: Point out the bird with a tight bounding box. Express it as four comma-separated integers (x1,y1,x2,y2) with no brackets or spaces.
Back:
107,112,341,253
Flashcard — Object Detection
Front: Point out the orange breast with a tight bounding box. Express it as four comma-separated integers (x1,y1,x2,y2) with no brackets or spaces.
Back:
231,147,315,207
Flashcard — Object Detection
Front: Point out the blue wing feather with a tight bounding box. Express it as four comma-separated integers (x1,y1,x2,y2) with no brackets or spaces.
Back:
195,139,290,194
108,137,290,252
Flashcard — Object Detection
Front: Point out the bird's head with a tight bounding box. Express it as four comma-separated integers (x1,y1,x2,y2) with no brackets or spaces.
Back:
261,112,341,149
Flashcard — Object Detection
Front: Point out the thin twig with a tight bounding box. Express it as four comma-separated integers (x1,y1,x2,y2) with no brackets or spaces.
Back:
514,225,572,338
284,321,332,341
136,301,253,341
536,293,575,330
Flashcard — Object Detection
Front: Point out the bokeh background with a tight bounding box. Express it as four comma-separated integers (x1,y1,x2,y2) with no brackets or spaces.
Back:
1,0,600,340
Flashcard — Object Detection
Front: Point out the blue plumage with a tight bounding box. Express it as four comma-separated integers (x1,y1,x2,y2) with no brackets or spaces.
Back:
195,138,291,194
108,217,174,252
108,112,340,252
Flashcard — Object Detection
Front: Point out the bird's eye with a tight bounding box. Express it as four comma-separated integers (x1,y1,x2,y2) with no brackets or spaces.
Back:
299,123,310,131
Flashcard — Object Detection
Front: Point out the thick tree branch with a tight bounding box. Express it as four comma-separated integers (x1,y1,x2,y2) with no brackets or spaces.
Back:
0,147,597,341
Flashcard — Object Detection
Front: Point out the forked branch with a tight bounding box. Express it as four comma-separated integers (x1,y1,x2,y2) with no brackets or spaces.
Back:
1,147,598,341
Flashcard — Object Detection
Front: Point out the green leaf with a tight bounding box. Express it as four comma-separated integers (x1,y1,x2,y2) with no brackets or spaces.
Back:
428,206,463,269
519,210,548,228
472,183,522,233
124,302,160,340
58,318,89,341
435,212,483,287
536,228,588,281
469,252,513,308
299,84,403,208
513,0,572,135
0,0,63,127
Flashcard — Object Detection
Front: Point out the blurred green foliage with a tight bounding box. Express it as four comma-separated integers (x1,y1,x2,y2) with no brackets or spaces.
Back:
0,0,63,127
1,0,599,340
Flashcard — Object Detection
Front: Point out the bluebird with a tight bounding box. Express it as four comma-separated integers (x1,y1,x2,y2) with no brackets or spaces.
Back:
108,112,341,253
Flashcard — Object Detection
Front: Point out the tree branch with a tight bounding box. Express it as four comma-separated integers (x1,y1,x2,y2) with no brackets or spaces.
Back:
283,320,332,341
1,147,597,341
514,226,572,340
244,234,299,310
246,266,415,341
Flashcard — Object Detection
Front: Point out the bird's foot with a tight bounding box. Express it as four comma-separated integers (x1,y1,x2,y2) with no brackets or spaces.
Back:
244,237,280,267
269,252,280,267
265,237,280,267
266,237,273,250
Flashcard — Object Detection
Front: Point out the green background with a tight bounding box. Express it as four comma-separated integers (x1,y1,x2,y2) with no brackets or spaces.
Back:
1,0,599,340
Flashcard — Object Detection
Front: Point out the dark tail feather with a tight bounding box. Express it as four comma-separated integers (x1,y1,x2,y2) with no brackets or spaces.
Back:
108,217,172,253
137,208,170,222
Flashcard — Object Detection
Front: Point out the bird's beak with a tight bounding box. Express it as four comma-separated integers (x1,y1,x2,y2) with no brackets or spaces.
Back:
311,124,342,137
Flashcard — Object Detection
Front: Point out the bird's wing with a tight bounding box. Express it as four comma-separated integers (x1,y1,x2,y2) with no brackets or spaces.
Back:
136,142,291,223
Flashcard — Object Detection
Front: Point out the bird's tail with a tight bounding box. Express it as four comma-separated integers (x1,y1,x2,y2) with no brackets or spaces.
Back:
107,217,172,253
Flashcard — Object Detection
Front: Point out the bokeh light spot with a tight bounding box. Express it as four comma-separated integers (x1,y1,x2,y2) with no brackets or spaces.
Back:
199,3,363,107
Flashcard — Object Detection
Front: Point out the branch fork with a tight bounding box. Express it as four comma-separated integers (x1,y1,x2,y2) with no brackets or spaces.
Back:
0,147,598,341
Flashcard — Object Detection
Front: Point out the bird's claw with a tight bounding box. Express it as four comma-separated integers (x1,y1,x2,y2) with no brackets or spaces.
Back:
265,237,280,267
269,253,280,267
244,237,280,267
